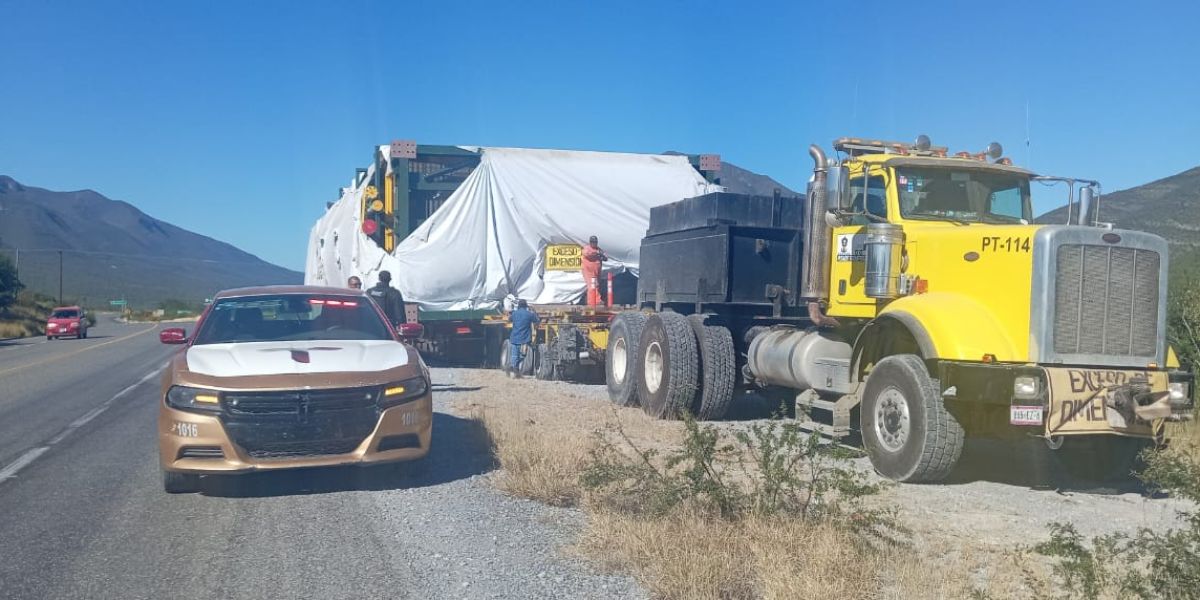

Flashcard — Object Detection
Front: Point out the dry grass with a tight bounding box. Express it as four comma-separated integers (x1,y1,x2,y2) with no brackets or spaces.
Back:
1167,419,1200,461
450,371,1042,599
0,320,38,338
475,406,593,506
580,510,893,600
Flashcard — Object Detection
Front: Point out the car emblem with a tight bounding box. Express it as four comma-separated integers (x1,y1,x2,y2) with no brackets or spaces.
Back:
291,350,310,363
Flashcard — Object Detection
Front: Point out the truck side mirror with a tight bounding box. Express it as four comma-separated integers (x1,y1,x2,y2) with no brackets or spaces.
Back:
828,165,851,211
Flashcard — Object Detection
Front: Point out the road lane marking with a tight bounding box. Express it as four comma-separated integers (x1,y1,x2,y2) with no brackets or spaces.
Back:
0,365,165,484
0,447,49,482
0,323,159,378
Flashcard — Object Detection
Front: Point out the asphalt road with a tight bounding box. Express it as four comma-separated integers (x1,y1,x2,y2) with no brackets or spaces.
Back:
0,318,640,600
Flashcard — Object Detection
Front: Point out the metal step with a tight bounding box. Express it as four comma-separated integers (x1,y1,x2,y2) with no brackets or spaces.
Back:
796,420,849,438
798,398,840,413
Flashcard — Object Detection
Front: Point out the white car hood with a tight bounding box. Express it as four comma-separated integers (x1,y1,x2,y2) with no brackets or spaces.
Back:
185,340,410,377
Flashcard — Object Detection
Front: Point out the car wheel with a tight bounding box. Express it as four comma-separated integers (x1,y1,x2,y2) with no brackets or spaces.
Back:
162,470,200,494
688,315,737,421
47,335,52,341
606,311,647,407
861,354,964,483
636,311,699,420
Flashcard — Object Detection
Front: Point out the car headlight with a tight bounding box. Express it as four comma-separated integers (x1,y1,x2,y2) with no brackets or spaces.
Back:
166,386,222,413
1168,381,1193,410
1014,375,1041,401
379,377,429,408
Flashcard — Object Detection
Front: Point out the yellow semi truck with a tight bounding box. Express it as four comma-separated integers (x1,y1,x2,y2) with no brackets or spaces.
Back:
608,135,1194,483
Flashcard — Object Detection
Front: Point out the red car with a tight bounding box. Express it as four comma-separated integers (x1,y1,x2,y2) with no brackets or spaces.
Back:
46,306,89,340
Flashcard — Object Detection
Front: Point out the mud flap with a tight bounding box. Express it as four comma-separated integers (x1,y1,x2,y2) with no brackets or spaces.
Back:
1043,367,1167,437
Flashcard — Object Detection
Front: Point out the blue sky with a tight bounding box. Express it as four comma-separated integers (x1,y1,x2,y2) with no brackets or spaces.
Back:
2,0,1198,271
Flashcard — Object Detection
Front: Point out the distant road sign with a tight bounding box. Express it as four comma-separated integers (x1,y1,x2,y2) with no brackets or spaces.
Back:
109,300,126,306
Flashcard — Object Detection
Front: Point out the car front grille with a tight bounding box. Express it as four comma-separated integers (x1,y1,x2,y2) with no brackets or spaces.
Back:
220,387,381,460
1052,244,1160,358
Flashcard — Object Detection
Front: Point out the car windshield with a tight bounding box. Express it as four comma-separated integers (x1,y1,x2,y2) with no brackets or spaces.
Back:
50,309,79,319
897,167,1031,223
191,294,392,345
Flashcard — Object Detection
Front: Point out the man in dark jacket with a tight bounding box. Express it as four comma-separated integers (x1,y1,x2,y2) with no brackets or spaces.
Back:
367,270,406,326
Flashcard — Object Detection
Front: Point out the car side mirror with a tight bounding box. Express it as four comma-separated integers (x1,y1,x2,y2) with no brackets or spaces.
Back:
396,322,424,342
160,328,188,345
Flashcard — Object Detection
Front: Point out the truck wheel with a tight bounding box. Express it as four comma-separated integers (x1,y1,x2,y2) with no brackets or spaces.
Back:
162,470,200,494
536,343,555,380
500,340,512,373
637,312,699,419
606,312,647,407
688,316,736,421
1051,436,1150,484
861,354,963,483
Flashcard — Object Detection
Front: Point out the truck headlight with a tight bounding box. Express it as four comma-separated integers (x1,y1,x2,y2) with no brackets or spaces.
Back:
1168,382,1192,410
379,377,429,408
1014,375,1041,401
166,386,222,413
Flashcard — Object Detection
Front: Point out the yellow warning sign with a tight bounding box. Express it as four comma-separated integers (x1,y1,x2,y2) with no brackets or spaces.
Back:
545,244,583,271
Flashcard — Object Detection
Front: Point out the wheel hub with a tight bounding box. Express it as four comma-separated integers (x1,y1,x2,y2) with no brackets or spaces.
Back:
612,338,628,384
874,386,911,452
644,341,664,394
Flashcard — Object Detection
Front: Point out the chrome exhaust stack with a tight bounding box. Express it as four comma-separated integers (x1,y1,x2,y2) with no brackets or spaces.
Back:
801,144,831,301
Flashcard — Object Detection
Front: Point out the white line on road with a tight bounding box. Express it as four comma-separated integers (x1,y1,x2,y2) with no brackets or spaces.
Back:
0,447,49,482
1,365,165,484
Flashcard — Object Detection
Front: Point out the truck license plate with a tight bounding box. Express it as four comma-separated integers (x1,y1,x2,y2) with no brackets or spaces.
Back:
1010,406,1044,426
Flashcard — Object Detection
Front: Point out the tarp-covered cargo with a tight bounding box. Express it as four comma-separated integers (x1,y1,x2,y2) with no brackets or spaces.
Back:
306,147,720,311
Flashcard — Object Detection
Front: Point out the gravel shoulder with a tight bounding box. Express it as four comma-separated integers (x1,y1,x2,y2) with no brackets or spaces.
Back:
442,367,1194,573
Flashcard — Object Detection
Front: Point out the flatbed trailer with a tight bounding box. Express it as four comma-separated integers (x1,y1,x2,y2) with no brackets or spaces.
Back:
414,303,624,382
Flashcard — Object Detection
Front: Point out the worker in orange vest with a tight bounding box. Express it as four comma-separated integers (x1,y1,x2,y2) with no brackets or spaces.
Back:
582,235,607,306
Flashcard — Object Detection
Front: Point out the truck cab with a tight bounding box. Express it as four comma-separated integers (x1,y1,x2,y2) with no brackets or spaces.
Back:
610,135,1194,483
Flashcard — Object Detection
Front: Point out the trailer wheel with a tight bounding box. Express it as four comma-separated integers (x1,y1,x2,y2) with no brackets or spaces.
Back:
860,354,963,482
637,312,699,419
688,316,736,421
1051,436,1150,484
535,342,555,380
521,344,538,377
606,312,647,406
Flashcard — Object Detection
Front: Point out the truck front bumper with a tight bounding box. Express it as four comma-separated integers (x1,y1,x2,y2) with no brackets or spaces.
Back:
936,361,1194,438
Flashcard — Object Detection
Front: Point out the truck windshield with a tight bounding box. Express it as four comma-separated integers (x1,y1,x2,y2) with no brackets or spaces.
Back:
192,294,393,344
897,168,1031,223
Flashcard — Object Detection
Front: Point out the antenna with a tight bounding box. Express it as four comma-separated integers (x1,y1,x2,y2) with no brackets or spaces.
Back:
1025,100,1032,169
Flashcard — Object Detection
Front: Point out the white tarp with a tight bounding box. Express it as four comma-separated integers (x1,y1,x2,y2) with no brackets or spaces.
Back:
306,147,719,311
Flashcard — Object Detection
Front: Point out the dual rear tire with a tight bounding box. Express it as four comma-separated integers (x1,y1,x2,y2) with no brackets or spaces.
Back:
605,311,735,420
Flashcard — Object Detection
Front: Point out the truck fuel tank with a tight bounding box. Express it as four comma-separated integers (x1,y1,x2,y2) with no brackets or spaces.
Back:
746,327,853,394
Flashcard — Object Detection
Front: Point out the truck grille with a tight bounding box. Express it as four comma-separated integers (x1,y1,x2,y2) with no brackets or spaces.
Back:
1052,244,1159,357
220,387,381,460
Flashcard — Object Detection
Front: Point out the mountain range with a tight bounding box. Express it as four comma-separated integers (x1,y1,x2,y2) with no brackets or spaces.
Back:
0,175,302,308
1037,166,1200,251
